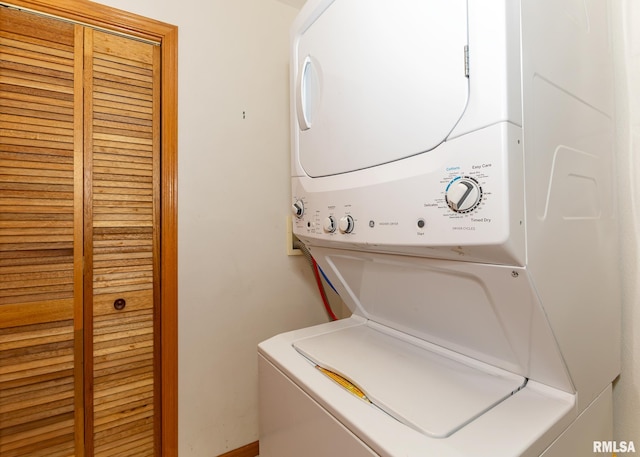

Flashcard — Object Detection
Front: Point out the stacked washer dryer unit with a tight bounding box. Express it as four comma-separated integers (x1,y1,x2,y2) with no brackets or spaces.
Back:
259,0,619,455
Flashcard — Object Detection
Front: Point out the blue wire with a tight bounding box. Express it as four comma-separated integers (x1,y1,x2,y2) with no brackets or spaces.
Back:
318,266,339,294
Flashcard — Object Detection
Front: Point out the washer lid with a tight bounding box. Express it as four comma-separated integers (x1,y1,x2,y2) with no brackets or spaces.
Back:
295,0,469,177
293,322,526,438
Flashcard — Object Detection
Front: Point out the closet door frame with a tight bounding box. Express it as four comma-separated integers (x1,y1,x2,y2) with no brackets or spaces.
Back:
2,1,178,455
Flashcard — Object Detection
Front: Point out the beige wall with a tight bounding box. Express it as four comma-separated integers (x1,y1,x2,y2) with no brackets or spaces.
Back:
93,0,640,454
613,0,640,443
94,0,327,455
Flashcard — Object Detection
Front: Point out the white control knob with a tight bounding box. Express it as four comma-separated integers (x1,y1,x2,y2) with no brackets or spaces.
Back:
446,177,482,213
292,200,304,218
324,216,336,233
339,215,354,233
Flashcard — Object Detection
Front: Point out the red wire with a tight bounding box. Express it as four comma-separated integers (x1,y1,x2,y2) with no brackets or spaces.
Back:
311,257,338,321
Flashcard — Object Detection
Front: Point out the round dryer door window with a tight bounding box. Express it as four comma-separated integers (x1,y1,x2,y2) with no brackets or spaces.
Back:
295,0,469,177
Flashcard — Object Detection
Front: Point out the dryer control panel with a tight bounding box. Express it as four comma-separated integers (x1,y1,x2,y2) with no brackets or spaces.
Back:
291,123,525,265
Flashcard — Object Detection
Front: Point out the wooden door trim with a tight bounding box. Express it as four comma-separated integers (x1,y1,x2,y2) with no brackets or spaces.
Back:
1,0,176,43
3,1,179,456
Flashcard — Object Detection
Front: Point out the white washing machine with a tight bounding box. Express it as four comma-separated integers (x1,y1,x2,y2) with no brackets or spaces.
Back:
259,0,619,455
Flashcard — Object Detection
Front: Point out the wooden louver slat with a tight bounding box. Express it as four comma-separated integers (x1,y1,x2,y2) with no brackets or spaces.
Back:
87,29,159,456
0,7,80,457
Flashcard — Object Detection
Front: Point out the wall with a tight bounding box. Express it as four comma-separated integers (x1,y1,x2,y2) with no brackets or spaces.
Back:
93,0,328,455
613,0,640,444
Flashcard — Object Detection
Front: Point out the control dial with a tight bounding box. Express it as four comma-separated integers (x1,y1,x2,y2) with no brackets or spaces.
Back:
445,177,482,213
339,215,355,233
324,216,336,233
292,200,304,218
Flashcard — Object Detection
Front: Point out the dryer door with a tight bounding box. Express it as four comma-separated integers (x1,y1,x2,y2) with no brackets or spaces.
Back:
295,0,469,177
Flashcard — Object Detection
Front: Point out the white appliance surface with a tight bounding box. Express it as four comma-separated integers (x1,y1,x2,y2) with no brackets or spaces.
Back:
258,317,580,457
260,0,619,454
295,0,468,177
292,122,526,266
309,248,573,393
293,321,526,438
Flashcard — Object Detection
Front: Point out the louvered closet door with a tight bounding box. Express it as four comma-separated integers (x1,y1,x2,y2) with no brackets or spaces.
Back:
85,29,160,457
0,8,83,457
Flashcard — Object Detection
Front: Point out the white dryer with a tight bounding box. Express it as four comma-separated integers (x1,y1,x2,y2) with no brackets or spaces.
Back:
259,0,619,455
